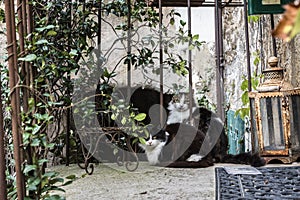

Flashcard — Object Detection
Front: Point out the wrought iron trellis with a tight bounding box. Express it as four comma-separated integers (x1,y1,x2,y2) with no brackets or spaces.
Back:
0,77,7,200
0,0,253,199
3,0,33,198
148,0,249,123
78,0,249,174
83,0,250,172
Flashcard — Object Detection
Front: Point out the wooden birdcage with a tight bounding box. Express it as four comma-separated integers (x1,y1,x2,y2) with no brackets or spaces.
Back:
249,56,300,164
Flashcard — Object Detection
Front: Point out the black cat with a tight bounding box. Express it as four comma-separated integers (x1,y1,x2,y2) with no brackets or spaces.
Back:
140,123,265,168
95,86,265,167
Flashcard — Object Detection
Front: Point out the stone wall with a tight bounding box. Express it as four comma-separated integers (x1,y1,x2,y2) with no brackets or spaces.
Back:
223,7,300,111
1,5,300,113
81,6,300,113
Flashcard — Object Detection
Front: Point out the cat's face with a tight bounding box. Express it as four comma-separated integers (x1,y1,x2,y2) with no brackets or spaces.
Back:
145,130,169,149
169,93,189,112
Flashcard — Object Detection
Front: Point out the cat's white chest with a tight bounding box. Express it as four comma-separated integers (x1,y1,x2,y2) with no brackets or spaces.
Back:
167,107,197,124
167,110,189,124
139,142,166,165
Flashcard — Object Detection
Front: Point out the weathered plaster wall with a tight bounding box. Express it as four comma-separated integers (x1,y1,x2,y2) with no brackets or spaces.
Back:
1,5,300,113
223,8,300,111
101,7,218,100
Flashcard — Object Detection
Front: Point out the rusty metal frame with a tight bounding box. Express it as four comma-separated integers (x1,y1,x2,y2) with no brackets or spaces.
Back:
3,0,34,197
150,0,246,121
4,0,25,198
249,89,300,163
0,79,7,200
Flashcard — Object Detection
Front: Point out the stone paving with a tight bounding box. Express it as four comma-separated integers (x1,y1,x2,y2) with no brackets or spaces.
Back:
50,162,300,200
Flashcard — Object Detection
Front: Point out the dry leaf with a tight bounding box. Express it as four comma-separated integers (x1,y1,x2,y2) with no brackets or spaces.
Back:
272,3,300,42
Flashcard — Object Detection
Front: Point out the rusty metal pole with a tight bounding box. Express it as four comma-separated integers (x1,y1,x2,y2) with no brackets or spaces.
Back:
0,79,7,200
17,0,28,194
127,0,132,101
65,0,73,167
187,0,193,122
243,0,252,92
243,0,256,153
18,0,29,114
218,2,225,121
215,0,225,120
5,0,25,199
159,0,164,127
270,14,277,57
25,0,35,86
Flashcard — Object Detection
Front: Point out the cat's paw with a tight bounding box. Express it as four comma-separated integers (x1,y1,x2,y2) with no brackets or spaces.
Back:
186,154,203,162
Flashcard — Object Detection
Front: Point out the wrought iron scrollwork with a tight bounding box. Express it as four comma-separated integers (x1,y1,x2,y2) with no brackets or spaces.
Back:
76,127,139,174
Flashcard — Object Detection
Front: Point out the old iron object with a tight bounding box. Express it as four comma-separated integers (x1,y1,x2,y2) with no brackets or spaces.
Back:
249,56,300,164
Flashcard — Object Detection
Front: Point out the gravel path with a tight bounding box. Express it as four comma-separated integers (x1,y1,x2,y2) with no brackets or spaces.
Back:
50,162,217,200
50,162,299,200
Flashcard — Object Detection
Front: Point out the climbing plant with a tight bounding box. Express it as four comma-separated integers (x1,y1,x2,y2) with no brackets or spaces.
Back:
81,0,204,141
1,0,204,199
99,0,204,79
235,51,261,120
1,0,98,199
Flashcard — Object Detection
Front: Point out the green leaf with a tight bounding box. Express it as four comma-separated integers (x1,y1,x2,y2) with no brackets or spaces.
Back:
46,143,55,149
111,113,117,120
44,194,65,200
23,165,37,174
61,180,73,187
32,125,41,134
121,117,126,125
28,177,41,188
65,174,76,180
188,44,194,50
46,30,57,36
38,159,49,165
35,25,55,32
241,91,249,105
180,20,186,27
170,18,175,25
23,132,31,142
192,34,199,41
133,113,146,121
139,137,146,144
240,79,248,91
235,107,250,120
49,177,64,184
69,49,78,56
253,56,260,67
252,78,259,90
35,39,49,45
44,171,57,178
132,138,139,144
18,54,37,62
168,43,174,48
31,138,41,146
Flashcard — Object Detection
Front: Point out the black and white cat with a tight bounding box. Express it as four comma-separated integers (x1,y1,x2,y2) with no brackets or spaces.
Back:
139,123,212,167
139,128,169,165
140,92,266,168
167,93,228,162
95,85,265,167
